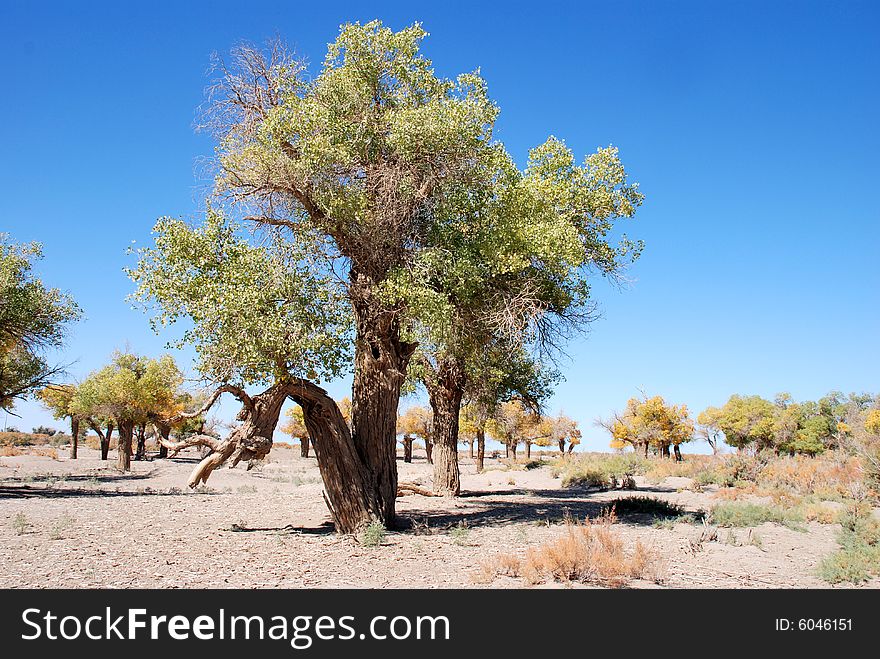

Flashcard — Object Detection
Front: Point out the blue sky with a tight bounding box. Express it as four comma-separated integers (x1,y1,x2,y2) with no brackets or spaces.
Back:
1,1,878,452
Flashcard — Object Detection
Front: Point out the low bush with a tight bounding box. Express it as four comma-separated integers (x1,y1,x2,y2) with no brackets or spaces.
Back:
360,521,387,547
818,504,880,583
709,502,806,531
475,511,663,587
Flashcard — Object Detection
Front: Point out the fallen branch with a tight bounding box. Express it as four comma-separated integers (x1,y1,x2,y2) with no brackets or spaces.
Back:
397,482,439,497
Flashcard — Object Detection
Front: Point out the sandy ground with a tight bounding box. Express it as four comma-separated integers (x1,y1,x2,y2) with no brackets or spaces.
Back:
1,446,876,589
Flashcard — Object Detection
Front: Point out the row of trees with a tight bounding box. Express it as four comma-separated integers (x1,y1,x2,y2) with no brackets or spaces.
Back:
698,391,878,456
601,391,879,460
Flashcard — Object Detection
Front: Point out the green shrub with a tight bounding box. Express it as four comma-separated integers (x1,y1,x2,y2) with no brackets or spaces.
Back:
449,521,470,546
12,512,30,535
819,506,880,583
709,502,805,531
555,453,646,490
360,521,387,547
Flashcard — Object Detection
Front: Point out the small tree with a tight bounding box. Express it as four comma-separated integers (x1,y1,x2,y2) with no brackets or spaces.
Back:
73,352,184,471
281,405,310,457
715,394,776,452
38,384,81,457
696,406,724,455
397,405,433,464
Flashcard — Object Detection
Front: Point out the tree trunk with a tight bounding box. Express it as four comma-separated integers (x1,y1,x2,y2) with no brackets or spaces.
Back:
504,442,509,458
117,420,133,471
135,423,146,461
510,441,518,461
158,427,169,459
476,429,485,474
402,436,413,463
468,439,474,459
69,418,79,459
300,436,310,458
425,440,433,464
559,439,566,455
567,443,575,454
525,441,532,460
346,276,416,528
100,423,113,461
425,356,465,497
643,442,649,459
673,444,682,462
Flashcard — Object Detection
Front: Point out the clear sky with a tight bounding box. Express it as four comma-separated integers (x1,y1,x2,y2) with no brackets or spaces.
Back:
1,0,877,453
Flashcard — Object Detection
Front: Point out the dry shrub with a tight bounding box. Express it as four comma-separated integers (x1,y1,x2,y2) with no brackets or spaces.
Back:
757,453,862,499
476,512,664,587
644,455,719,483
85,436,118,451
0,445,57,459
802,501,840,525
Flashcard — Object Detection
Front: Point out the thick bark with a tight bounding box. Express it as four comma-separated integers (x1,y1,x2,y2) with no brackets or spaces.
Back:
290,378,393,534
643,442,649,459
673,444,682,462
425,439,433,464
69,418,79,459
510,441,518,461
467,439,474,459
504,442,509,459
300,436,310,458
476,429,485,474
158,379,393,534
348,275,416,527
558,439,566,455
135,423,147,461
567,443,575,454
425,356,465,497
525,441,532,460
402,436,413,463
117,420,133,471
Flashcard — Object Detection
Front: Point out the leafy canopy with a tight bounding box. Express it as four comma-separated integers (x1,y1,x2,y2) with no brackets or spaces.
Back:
128,211,351,387
0,235,81,411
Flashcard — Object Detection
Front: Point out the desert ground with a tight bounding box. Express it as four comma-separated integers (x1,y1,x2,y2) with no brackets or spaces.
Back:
1,445,875,589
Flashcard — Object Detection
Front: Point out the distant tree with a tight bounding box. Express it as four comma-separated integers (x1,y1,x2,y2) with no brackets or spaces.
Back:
602,395,694,460
397,405,433,464
39,384,81,457
0,236,81,412
73,352,183,471
281,405,310,457
487,400,531,461
714,394,776,452
696,406,723,455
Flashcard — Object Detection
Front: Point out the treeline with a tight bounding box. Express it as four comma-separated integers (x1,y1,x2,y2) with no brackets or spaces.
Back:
601,391,880,460
698,391,879,456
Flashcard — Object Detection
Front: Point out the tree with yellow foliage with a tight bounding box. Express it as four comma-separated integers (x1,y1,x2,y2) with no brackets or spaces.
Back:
397,405,433,463
602,395,694,460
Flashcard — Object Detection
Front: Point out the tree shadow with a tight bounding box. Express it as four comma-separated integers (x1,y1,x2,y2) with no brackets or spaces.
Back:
1,471,160,484
400,488,702,530
0,485,219,499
